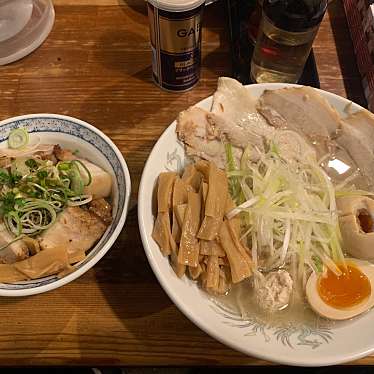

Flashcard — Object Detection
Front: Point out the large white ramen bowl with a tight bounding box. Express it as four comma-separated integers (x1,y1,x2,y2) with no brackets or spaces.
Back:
138,83,374,366
0,114,131,296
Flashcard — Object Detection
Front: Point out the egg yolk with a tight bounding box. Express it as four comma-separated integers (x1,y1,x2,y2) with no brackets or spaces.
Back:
318,264,371,309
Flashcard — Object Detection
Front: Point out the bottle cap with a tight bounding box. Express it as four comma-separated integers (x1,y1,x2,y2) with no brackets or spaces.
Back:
147,0,205,12
263,0,328,32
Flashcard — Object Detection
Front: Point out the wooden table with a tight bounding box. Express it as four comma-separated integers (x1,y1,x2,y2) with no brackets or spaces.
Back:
0,0,371,367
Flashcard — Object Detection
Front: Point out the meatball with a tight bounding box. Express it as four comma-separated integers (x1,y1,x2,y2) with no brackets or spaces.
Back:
256,270,293,312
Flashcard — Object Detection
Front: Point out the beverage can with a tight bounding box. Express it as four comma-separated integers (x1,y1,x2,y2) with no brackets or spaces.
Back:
147,0,205,91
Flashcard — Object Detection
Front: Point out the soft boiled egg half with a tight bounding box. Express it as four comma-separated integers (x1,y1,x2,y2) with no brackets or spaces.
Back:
306,259,374,320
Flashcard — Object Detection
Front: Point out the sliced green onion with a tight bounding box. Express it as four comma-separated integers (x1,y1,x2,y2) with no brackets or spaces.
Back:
69,167,84,195
225,143,241,202
57,161,72,171
68,194,93,206
8,128,29,149
73,160,92,187
0,149,97,242
5,211,22,236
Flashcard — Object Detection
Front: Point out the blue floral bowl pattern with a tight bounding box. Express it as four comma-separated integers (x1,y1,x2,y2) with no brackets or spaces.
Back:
0,114,131,296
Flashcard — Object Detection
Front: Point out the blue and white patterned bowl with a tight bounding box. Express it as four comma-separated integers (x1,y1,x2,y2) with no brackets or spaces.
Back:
0,114,131,296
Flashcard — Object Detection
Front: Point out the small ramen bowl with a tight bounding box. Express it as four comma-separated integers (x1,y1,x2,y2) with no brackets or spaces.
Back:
0,113,131,296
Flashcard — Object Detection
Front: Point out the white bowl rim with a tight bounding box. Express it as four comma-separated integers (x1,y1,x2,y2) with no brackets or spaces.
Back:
138,83,373,366
0,113,131,297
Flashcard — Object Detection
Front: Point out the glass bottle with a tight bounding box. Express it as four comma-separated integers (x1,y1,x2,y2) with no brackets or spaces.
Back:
250,0,327,83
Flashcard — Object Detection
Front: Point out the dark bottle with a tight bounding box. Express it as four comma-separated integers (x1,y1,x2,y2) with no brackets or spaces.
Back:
226,0,261,83
251,0,327,83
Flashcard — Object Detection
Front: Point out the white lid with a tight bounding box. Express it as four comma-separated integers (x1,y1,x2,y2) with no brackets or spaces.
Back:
147,0,205,12
0,0,55,66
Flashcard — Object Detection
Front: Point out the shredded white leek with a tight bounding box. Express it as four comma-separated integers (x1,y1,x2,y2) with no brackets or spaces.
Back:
225,142,346,285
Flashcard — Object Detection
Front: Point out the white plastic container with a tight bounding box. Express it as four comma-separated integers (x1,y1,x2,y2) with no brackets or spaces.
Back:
147,0,205,91
0,0,55,65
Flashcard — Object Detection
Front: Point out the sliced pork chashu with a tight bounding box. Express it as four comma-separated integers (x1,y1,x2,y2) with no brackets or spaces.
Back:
211,77,271,133
209,77,274,154
0,224,29,264
208,78,316,162
176,78,273,167
257,87,341,158
342,110,374,145
177,79,323,168
272,130,316,162
335,110,374,189
177,106,241,169
38,206,107,261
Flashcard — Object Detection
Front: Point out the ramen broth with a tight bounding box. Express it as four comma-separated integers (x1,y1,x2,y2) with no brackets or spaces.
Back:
207,148,370,325
213,280,334,329
322,150,372,190
211,148,368,326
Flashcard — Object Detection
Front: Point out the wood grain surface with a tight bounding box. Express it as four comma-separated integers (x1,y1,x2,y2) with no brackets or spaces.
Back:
0,0,370,367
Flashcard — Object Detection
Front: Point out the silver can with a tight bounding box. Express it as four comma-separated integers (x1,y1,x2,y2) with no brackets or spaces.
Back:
147,0,205,91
